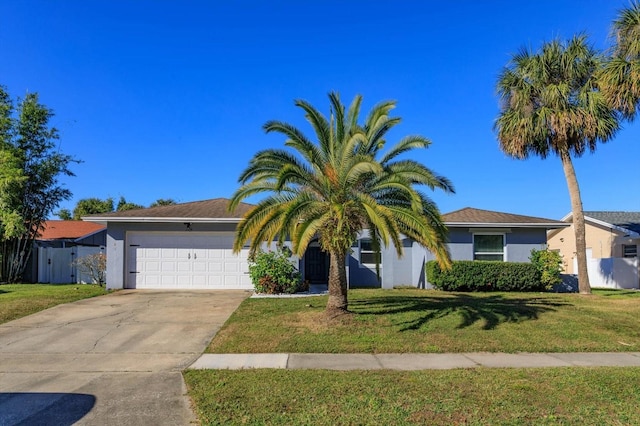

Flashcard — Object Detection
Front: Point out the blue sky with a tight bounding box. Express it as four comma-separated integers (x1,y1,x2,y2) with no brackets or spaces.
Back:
1,1,638,220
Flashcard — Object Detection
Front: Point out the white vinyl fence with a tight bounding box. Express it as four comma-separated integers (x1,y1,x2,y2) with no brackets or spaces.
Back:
37,246,105,284
574,256,639,290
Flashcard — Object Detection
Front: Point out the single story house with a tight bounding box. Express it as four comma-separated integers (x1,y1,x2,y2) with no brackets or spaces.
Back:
547,211,640,273
86,199,568,291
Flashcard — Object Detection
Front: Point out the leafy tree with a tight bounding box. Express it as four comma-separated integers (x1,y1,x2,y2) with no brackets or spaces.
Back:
56,208,72,220
495,37,620,294
116,196,143,212
230,92,453,315
0,86,77,282
150,198,177,207
600,1,640,120
58,196,174,220
70,197,114,219
0,91,27,239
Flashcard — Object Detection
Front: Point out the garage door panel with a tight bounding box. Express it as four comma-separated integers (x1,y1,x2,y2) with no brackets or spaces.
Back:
192,262,207,273
224,261,239,273
145,248,160,259
126,232,253,290
146,262,160,272
161,261,176,272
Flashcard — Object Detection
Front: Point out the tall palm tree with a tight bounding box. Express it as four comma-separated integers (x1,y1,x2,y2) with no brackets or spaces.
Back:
600,1,640,120
230,92,453,314
496,36,620,294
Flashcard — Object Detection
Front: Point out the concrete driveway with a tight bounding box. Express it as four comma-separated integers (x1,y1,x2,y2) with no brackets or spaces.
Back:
0,290,249,425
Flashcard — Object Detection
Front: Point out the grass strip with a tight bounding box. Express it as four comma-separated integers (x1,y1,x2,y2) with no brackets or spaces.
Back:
208,289,640,353
185,367,640,425
0,284,108,324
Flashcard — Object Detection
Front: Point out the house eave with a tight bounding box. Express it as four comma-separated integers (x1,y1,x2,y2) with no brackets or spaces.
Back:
81,216,243,224
560,212,640,237
446,222,569,229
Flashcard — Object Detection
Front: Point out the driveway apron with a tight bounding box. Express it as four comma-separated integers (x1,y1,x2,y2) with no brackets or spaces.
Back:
0,290,249,426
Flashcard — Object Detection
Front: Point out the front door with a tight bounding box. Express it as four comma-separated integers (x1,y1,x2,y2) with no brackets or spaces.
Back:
305,245,329,284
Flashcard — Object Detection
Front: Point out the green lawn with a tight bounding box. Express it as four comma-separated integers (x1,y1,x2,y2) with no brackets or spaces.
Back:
0,283,108,324
208,289,640,353
184,368,640,425
188,289,640,425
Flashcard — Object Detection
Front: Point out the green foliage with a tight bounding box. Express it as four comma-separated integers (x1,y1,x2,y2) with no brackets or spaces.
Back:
230,92,453,311
116,196,144,212
56,208,72,220
529,249,563,290
600,1,640,120
426,260,544,292
0,86,78,282
0,149,27,239
150,198,177,207
60,196,174,220
248,249,302,294
71,197,114,219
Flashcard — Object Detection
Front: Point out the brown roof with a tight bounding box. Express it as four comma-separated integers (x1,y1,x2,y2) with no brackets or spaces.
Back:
443,207,567,228
83,198,254,222
38,220,105,240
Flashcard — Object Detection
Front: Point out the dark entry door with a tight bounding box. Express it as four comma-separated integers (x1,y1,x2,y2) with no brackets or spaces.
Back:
305,246,328,283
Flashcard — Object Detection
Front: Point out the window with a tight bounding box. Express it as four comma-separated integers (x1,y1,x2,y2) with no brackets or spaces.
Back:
359,239,381,266
473,234,505,261
623,244,637,258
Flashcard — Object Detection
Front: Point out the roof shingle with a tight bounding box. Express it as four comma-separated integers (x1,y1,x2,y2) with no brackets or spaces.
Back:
584,211,640,234
443,207,566,227
38,221,105,240
83,198,254,220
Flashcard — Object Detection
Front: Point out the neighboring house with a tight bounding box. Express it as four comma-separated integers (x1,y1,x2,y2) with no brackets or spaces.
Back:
35,220,107,248
25,220,107,283
85,199,568,291
547,211,640,273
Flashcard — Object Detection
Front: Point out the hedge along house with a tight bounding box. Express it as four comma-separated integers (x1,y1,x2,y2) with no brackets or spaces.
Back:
349,207,570,289
86,199,568,291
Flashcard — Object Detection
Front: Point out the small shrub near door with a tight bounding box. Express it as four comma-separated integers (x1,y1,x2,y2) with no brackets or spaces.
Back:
248,249,303,294
529,249,563,291
73,253,106,285
426,260,544,292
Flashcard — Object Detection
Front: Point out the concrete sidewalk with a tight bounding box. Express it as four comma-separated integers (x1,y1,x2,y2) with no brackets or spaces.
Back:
190,352,640,370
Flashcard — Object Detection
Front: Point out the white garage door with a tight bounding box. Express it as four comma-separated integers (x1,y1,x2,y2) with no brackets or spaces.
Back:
126,232,252,290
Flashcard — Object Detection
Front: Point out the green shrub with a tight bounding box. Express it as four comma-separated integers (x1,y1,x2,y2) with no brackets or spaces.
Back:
426,260,544,292
529,249,563,290
248,248,302,294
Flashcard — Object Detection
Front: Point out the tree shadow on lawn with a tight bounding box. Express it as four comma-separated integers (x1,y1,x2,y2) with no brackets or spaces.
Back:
349,294,572,331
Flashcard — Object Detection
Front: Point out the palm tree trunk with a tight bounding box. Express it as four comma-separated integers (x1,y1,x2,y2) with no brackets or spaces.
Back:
560,151,591,294
326,249,349,314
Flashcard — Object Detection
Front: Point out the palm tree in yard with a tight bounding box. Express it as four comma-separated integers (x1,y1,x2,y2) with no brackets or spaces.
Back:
229,92,453,316
495,36,620,294
600,1,640,120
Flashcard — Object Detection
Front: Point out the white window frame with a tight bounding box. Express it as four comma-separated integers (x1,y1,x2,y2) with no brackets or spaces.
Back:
472,233,506,261
359,239,382,268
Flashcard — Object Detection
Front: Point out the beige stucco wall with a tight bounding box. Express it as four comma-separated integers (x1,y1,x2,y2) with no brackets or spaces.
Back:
547,221,624,274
